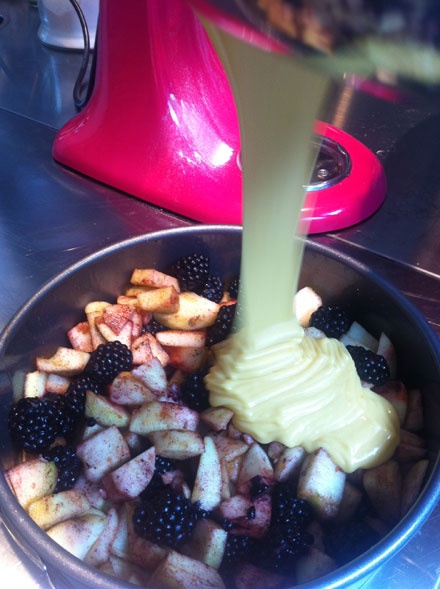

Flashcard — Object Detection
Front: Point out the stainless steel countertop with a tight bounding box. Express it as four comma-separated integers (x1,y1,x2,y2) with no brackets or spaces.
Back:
0,1,438,587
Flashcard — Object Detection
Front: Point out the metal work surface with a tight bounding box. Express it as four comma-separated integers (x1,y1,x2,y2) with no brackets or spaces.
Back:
0,1,438,587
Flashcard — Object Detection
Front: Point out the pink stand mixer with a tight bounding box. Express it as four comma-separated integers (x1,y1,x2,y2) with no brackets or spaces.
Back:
53,0,386,234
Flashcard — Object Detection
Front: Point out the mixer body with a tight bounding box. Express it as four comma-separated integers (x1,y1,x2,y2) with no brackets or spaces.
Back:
53,0,387,233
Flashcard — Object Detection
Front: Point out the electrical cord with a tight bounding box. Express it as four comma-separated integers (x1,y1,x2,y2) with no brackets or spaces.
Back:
68,0,96,110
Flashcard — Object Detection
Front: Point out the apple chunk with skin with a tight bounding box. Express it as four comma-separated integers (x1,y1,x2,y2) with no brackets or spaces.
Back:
191,436,222,511
76,425,131,483
183,518,227,569
148,549,225,589
132,358,168,395
85,390,130,428
297,448,346,520
5,459,57,510
103,446,155,501
236,442,274,495
85,506,119,567
130,400,199,436
36,346,90,376
109,372,156,406
148,430,205,460
47,510,108,560
28,489,91,530
154,292,219,330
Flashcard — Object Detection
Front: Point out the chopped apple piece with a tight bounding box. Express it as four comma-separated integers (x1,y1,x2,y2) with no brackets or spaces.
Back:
191,436,222,511
217,494,272,539
233,562,285,589
164,345,208,372
84,507,119,566
110,502,132,559
404,388,424,432
103,446,155,501
96,317,133,348
46,373,70,394
377,332,397,379
102,304,135,334
85,390,130,428
79,420,105,442
211,432,249,462
148,549,225,589
236,443,274,495
23,370,47,398
109,372,156,406
375,380,408,425
130,268,180,292
363,460,402,525
36,347,90,376
154,292,219,330
76,426,131,483
394,429,427,462
132,359,168,394
74,475,108,511
148,430,205,460
273,445,306,482
46,510,108,560
200,407,234,432
334,481,363,523
295,547,337,584
137,286,180,314
5,459,57,510
340,321,378,352
28,489,91,530
99,553,149,585
131,333,169,366
297,448,346,520
85,301,111,315
183,518,227,570
130,401,199,435
267,441,286,462
67,321,94,352
401,459,429,516
156,330,207,348
294,286,322,327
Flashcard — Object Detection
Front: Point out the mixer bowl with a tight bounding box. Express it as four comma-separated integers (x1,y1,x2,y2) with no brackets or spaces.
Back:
0,225,439,588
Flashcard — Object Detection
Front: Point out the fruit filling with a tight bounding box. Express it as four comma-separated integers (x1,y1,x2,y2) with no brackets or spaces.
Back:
4,253,429,588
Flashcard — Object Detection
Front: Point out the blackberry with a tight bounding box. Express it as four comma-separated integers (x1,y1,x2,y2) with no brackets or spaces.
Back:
43,393,77,440
84,341,133,385
155,455,177,475
346,345,391,386
206,303,237,347
43,445,83,492
222,533,253,565
144,318,168,336
200,275,224,303
133,487,197,549
244,481,314,573
271,481,313,529
180,368,210,412
257,523,313,573
310,305,351,338
228,276,239,300
174,253,210,293
8,397,59,453
324,520,380,565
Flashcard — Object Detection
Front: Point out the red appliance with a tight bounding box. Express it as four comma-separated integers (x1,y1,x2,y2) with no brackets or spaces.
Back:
53,0,386,234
